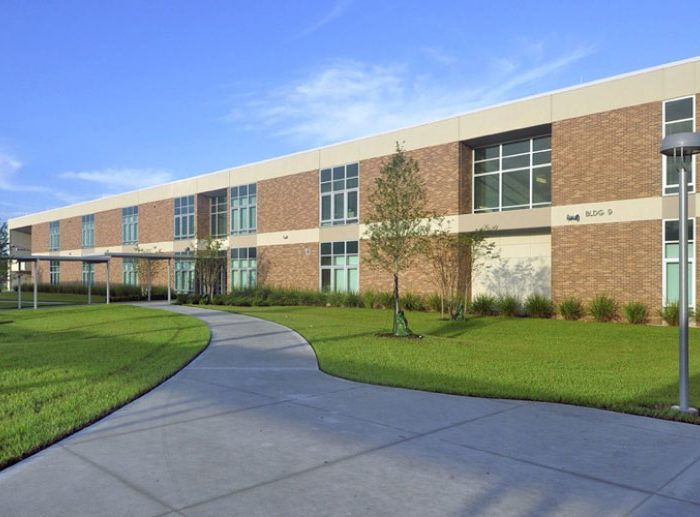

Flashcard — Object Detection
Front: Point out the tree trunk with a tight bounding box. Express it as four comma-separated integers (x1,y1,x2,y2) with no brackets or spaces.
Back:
393,272,400,317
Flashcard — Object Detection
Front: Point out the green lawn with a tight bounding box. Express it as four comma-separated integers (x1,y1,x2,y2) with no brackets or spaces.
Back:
0,290,106,309
0,305,209,468
203,305,700,424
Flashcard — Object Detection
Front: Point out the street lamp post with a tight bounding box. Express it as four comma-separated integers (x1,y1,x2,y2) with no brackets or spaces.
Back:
660,131,700,415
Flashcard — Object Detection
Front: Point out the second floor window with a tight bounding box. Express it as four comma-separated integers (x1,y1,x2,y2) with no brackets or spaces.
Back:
174,196,195,240
81,214,95,248
210,194,228,237
663,96,695,195
122,206,138,244
473,135,551,213
320,163,358,226
231,184,256,235
49,221,60,251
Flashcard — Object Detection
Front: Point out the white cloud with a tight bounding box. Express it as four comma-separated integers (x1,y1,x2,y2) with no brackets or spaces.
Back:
298,0,353,37
228,44,594,146
59,168,174,190
0,152,50,194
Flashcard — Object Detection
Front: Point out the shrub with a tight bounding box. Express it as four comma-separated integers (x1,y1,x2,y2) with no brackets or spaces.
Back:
589,295,618,322
471,294,496,316
427,293,443,313
496,295,520,317
657,303,695,326
401,292,426,311
624,302,649,324
174,293,190,305
559,298,584,321
524,294,554,318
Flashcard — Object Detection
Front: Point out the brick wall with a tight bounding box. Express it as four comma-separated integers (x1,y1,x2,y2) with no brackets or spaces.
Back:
258,170,318,233
140,199,173,244
95,208,121,248
196,194,211,239
31,222,49,253
61,217,82,250
552,101,661,205
257,243,318,290
552,220,662,318
359,240,437,296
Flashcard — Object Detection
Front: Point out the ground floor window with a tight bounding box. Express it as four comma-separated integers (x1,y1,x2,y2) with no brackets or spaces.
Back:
663,219,695,306
49,261,60,285
231,247,256,289
122,258,138,286
82,262,94,287
320,240,358,292
175,256,195,294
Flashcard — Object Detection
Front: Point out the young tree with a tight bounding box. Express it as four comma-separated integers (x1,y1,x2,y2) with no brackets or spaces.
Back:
364,143,434,336
133,245,165,301
194,237,226,300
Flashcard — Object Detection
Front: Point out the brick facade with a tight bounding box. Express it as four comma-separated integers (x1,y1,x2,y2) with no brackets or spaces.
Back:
258,170,318,233
140,199,173,244
359,240,436,296
257,243,318,290
31,222,49,253
95,208,121,248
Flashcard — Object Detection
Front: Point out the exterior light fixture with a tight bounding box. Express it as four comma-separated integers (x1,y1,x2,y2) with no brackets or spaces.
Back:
660,131,700,415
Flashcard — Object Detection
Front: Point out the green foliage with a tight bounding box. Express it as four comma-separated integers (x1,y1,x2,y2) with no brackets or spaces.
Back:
496,295,520,317
427,293,443,313
0,221,7,290
588,295,618,322
658,303,695,326
559,298,584,321
19,282,168,301
624,302,649,324
471,294,496,316
524,294,554,318
401,292,426,311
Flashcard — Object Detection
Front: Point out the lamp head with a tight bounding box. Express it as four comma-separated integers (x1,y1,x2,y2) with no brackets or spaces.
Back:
660,132,700,157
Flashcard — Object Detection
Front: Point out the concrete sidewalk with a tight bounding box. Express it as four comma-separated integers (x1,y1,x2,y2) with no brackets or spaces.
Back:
1,304,700,516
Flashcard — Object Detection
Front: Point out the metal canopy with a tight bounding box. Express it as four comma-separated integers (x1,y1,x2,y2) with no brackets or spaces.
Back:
105,252,176,260
5,254,110,263
660,132,700,156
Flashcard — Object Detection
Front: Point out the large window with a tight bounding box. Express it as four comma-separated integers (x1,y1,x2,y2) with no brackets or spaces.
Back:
320,240,358,292
473,136,551,212
49,221,60,251
122,206,138,244
174,253,195,294
49,261,60,285
174,196,195,240
663,219,695,307
210,194,228,237
82,262,95,287
81,214,95,248
123,258,138,286
231,184,256,235
663,96,696,195
320,163,359,226
231,247,256,289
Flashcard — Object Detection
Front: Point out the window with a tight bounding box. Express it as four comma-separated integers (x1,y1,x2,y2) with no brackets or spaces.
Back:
320,241,358,292
231,184,256,235
81,214,95,248
82,262,95,287
663,96,696,195
122,258,138,286
473,136,551,212
49,261,60,285
174,253,195,294
122,206,138,244
320,163,359,226
663,219,695,307
49,221,60,251
231,247,256,289
210,194,228,237
174,196,195,240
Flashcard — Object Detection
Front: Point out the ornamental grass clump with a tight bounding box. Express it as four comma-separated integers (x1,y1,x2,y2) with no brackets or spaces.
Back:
588,295,618,322
471,294,496,316
623,302,649,324
524,294,554,318
496,295,520,317
657,303,695,326
559,298,584,320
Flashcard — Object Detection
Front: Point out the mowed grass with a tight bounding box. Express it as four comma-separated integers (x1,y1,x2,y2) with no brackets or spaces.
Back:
0,291,105,309
204,305,700,424
0,305,209,468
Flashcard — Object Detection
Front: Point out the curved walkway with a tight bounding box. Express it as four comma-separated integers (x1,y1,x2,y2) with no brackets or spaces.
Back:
2,304,700,516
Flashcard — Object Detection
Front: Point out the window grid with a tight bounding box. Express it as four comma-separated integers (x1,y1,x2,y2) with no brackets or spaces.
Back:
49,221,60,251
174,196,195,240
663,219,696,308
320,163,359,226
122,206,138,244
81,214,95,248
320,240,359,292
122,257,138,286
231,184,256,235
663,96,696,195
49,261,60,285
82,262,95,287
174,252,195,294
472,136,551,213
210,194,228,238
231,247,257,289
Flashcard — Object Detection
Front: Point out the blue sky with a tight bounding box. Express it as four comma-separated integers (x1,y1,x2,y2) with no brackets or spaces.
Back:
1,0,699,221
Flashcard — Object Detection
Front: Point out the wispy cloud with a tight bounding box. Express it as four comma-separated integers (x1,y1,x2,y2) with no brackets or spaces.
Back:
297,0,353,37
59,168,174,190
0,152,48,194
228,44,594,146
